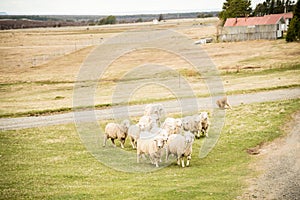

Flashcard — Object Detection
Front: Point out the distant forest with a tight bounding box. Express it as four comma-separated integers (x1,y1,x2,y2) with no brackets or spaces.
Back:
0,11,219,30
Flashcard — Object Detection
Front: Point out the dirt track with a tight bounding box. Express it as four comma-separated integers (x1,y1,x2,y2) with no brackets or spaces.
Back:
238,112,300,200
0,88,299,131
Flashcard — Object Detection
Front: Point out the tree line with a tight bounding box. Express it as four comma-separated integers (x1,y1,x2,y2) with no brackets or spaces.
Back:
253,0,295,16
219,0,297,22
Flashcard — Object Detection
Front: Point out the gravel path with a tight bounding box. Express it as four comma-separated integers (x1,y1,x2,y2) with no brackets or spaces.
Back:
0,88,299,131
238,112,300,200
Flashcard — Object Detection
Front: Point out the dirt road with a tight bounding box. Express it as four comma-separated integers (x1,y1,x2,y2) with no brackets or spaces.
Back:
238,112,300,200
0,88,299,131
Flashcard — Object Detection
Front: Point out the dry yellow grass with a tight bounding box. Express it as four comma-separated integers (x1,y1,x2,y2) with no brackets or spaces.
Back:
202,39,300,70
0,18,299,117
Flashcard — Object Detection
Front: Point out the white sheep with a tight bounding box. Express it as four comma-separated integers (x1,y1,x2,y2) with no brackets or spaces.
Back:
128,119,165,150
161,117,182,135
166,131,195,167
199,112,210,137
128,124,141,149
216,96,232,109
138,114,158,132
182,115,202,139
144,104,165,123
137,135,166,167
103,120,130,149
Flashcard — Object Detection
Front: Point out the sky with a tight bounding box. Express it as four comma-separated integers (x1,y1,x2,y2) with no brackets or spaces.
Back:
0,0,264,15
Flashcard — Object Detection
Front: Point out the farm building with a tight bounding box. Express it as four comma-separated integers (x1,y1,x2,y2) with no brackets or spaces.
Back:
221,13,293,42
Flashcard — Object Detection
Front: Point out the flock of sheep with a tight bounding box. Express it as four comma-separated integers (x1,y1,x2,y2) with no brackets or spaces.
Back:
103,103,210,168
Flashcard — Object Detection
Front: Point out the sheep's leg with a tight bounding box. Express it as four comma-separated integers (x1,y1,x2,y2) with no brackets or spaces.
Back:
120,138,125,149
111,139,116,147
155,160,159,167
103,135,108,147
226,102,232,109
165,149,169,161
205,131,208,137
149,154,155,164
177,157,180,166
159,148,164,163
181,158,185,168
186,155,191,167
152,154,159,167
202,126,209,137
196,131,201,139
130,138,135,149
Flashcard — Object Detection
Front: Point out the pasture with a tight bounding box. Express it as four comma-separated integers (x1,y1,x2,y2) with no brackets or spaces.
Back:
0,18,299,117
1,18,300,199
1,99,299,199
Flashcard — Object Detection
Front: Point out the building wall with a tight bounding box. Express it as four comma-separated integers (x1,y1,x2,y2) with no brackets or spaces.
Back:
221,23,283,42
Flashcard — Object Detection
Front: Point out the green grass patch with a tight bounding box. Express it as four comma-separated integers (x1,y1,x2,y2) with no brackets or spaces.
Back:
0,107,73,118
1,85,299,118
221,62,300,76
1,99,299,199
226,84,300,95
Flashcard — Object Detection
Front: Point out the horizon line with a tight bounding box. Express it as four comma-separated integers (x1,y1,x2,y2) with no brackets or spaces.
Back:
1,8,221,16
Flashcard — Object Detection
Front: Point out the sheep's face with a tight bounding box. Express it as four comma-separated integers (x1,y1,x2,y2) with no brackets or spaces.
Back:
170,124,176,130
182,120,189,129
154,137,165,149
158,106,165,116
175,119,183,127
150,115,159,128
185,133,195,143
138,123,146,131
159,129,169,142
122,120,130,129
200,112,208,121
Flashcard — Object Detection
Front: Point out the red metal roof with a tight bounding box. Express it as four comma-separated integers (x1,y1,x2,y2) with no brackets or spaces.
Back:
224,13,292,27
282,12,293,19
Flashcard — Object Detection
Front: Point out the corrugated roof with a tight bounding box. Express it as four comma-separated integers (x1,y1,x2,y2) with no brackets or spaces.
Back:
224,13,292,27
284,12,293,19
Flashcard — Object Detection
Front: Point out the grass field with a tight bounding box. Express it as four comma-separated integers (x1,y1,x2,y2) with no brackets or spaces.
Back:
1,99,299,199
1,19,300,199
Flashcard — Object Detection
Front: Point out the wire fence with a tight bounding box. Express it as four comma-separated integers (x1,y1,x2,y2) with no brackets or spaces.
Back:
29,37,104,67
1,37,104,68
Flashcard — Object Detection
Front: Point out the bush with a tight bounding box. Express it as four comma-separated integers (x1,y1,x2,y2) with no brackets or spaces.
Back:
98,15,117,25
136,18,143,23
286,17,300,42
158,14,164,22
286,0,300,42
197,13,213,18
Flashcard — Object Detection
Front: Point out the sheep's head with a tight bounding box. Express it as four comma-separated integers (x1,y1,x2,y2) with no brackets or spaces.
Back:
150,114,159,127
175,119,183,127
154,136,165,149
138,116,152,131
182,118,189,129
200,112,209,121
157,104,165,116
184,131,195,143
158,129,169,143
121,120,130,131
138,122,146,131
